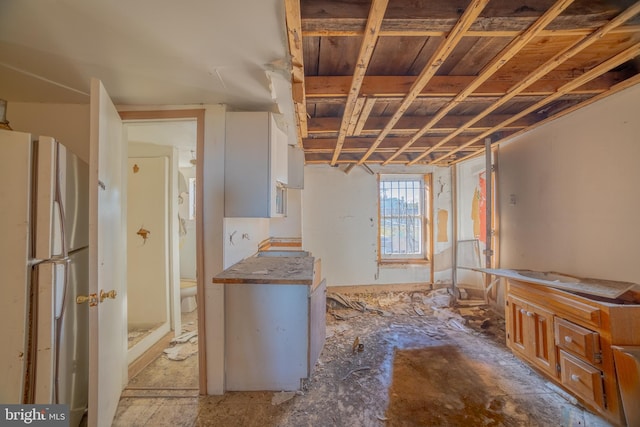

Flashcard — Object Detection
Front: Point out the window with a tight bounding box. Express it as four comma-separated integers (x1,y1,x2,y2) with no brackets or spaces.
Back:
378,174,431,262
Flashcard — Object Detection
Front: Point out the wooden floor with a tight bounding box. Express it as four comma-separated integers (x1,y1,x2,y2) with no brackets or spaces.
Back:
112,291,614,427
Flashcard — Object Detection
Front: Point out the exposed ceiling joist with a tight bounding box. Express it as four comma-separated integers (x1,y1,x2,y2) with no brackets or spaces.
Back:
357,0,491,165
331,0,389,165
384,0,576,165
286,0,640,166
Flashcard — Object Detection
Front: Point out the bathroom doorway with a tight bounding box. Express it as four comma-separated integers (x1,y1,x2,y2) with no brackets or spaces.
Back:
120,110,204,393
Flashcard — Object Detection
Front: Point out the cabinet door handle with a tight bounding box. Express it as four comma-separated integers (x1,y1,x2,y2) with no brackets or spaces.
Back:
526,311,534,317
570,374,580,382
564,336,573,344
520,309,527,315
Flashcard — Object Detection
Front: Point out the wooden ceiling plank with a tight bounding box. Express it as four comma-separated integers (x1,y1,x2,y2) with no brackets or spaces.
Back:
330,0,389,165
356,0,491,165
409,1,640,165
384,0,575,165
428,42,640,165
285,0,308,144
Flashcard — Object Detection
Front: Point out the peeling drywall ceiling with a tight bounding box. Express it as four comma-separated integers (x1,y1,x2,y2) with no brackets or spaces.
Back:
0,0,294,130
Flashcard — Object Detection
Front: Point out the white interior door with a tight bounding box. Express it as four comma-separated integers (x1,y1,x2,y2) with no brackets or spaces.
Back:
88,78,127,427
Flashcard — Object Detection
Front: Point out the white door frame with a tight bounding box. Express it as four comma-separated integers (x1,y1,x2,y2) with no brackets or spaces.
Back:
119,109,207,394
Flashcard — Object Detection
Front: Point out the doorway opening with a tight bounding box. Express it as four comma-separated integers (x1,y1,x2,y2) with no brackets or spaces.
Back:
120,110,205,394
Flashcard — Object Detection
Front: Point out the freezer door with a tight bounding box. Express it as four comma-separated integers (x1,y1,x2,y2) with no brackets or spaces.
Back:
0,129,32,404
34,138,89,260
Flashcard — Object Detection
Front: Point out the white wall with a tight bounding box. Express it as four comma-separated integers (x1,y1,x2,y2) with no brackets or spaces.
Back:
498,84,640,284
302,164,453,287
223,218,270,268
200,105,227,395
178,167,197,279
270,188,302,238
6,102,90,162
456,156,488,289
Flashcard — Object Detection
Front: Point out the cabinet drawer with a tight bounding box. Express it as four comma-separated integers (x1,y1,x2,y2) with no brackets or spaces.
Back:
555,318,601,364
559,350,605,408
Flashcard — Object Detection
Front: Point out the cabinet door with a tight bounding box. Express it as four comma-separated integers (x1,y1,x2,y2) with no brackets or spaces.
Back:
506,296,527,355
507,296,557,377
528,303,557,377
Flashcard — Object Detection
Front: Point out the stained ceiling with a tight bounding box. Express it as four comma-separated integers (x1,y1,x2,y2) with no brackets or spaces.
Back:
285,0,640,166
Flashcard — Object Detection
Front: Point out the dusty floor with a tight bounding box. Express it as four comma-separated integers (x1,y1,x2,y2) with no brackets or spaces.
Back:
113,290,613,427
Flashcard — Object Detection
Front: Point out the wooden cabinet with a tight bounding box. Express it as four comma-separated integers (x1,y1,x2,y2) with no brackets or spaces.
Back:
506,279,640,426
225,112,288,217
213,255,325,391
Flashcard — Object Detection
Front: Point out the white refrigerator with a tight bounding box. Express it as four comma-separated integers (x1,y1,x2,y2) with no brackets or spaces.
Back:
0,128,89,426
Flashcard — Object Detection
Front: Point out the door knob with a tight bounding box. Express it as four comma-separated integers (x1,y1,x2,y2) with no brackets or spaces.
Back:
76,294,98,307
100,289,118,302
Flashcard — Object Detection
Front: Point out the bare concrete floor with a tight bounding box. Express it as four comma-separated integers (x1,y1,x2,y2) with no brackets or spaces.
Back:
113,291,613,427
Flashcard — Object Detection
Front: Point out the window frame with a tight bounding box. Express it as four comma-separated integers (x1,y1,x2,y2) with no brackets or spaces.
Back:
377,173,432,265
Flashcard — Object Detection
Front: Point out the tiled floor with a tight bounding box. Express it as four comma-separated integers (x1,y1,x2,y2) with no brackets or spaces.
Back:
113,292,614,427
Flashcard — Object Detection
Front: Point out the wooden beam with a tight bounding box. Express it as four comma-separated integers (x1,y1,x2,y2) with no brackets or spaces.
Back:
356,0,490,165
285,0,308,144
300,1,639,35
354,97,376,135
330,0,389,165
384,0,575,165
305,74,621,98
302,25,640,38
409,1,640,165
346,97,366,136
308,115,540,133
428,43,640,165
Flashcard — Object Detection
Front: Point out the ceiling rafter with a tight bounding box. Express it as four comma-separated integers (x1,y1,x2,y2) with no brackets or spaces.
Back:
291,0,640,166
330,0,389,165
304,73,622,98
307,114,540,134
302,26,640,38
428,41,640,165
383,0,576,165
411,1,640,165
353,97,377,136
356,0,491,165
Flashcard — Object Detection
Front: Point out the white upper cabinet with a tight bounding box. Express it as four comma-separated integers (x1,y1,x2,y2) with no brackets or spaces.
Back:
225,112,288,218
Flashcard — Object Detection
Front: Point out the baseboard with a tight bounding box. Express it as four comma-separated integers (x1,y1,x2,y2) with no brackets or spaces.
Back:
328,282,432,295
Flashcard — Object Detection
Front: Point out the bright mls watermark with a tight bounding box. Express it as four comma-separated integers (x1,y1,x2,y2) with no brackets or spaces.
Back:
0,405,69,426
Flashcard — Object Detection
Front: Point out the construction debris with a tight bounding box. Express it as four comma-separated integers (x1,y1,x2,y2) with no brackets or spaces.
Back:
341,366,371,381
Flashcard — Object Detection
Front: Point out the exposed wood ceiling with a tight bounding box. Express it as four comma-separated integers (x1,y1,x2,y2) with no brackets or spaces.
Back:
285,0,640,166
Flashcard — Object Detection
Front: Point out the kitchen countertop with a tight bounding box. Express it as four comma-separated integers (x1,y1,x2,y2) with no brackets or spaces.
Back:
212,256,315,285
475,268,638,300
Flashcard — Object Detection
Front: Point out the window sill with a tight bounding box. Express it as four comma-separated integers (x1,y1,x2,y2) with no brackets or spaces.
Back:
379,259,430,266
